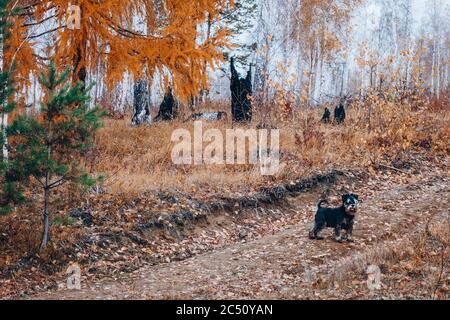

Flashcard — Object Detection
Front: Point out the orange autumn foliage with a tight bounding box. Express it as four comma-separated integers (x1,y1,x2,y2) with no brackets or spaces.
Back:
6,0,232,117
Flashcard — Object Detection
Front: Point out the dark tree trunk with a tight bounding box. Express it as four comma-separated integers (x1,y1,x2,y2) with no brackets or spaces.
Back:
230,58,252,122
39,187,50,251
334,103,346,124
321,108,331,123
39,145,52,251
132,78,152,126
73,6,87,88
155,87,177,121
75,47,87,86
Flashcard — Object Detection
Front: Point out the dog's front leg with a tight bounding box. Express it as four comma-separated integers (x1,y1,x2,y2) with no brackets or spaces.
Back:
334,225,343,243
346,222,354,242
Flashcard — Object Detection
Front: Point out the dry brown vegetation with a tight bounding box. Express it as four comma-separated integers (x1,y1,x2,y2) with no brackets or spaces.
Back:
90,96,449,196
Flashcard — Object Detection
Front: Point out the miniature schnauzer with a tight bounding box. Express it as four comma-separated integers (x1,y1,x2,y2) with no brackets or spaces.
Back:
309,194,359,242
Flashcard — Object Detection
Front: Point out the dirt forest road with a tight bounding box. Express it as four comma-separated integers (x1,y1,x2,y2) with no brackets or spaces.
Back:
31,172,449,300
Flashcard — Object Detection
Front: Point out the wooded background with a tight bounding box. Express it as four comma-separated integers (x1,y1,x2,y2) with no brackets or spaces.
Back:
1,0,449,123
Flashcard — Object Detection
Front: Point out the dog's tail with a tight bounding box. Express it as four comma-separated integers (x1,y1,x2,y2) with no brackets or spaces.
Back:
318,200,328,209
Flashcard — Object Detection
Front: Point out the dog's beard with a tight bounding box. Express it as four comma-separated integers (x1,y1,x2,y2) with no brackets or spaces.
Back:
345,206,357,215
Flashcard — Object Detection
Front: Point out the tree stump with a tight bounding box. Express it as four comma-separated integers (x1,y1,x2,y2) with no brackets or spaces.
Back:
321,107,331,123
334,103,346,124
156,87,177,121
230,58,252,122
132,78,152,126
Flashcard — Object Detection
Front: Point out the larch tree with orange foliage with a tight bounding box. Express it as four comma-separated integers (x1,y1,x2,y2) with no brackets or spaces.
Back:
6,0,232,124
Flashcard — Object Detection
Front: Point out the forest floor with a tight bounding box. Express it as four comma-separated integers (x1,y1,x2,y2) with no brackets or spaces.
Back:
26,163,449,300
1,104,448,300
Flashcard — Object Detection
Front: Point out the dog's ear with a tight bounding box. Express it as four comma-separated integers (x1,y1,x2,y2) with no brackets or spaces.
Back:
342,194,349,203
352,194,359,201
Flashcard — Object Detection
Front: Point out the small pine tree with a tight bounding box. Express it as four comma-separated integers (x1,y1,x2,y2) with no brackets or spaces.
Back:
5,62,104,251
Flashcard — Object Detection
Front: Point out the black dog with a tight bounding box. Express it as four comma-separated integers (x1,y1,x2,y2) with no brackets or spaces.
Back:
309,194,359,242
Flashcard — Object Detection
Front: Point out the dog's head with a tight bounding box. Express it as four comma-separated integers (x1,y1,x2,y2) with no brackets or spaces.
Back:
342,194,359,215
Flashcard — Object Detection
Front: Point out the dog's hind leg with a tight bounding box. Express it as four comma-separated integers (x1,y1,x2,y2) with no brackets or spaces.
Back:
310,221,326,240
308,225,316,239
334,225,343,243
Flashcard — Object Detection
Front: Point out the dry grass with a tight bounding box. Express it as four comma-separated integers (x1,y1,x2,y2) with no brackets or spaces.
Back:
327,211,450,299
90,98,450,196
90,118,266,195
